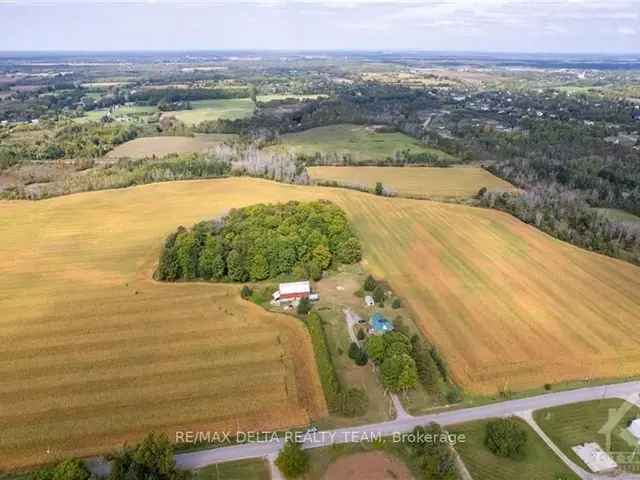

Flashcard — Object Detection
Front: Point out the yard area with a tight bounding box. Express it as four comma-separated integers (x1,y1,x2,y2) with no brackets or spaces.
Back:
533,398,640,472
450,418,579,480
312,266,450,423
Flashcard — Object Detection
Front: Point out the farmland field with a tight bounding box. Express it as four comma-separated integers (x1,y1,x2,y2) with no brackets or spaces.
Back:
163,95,323,125
269,124,455,162
533,399,640,472
308,166,516,197
2,178,640,467
105,134,237,159
450,418,579,480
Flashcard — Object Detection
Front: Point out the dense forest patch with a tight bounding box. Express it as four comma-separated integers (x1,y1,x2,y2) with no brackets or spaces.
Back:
155,200,362,282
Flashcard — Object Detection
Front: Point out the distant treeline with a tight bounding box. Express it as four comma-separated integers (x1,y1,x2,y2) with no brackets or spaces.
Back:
155,200,362,282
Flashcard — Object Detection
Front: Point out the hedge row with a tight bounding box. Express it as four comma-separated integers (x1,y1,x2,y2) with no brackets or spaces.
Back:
307,312,341,413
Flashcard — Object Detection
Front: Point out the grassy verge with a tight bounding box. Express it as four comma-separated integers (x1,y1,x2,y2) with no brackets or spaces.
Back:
450,418,580,480
192,459,269,480
533,398,640,472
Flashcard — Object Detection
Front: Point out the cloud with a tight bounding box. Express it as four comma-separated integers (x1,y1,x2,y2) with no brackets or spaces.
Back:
618,26,637,35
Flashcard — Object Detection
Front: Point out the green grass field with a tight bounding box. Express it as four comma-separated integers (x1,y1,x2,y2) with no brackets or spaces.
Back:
193,459,269,480
533,399,640,472
595,208,640,224
164,99,255,125
271,124,455,163
450,418,579,480
309,166,515,198
164,95,323,126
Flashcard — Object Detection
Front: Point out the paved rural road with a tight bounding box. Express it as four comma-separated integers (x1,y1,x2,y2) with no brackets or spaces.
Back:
175,381,640,478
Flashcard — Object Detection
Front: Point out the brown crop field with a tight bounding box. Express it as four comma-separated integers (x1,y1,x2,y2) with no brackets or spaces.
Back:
105,134,237,159
2,178,640,468
308,166,516,198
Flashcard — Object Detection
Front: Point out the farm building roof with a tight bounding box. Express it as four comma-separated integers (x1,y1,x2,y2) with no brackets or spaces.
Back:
279,281,311,295
628,419,640,440
370,312,393,333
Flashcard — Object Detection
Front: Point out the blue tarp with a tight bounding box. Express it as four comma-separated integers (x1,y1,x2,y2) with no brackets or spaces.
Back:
370,312,393,333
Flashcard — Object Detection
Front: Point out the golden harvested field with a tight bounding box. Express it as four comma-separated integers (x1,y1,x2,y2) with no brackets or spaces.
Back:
0,180,327,470
105,134,237,159
308,166,516,198
2,178,640,467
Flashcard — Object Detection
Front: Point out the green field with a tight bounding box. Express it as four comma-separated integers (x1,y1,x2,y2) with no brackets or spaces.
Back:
595,208,640,224
164,98,255,125
450,418,579,480
164,95,323,125
533,399,640,472
270,124,455,163
309,166,515,198
193,459,269,480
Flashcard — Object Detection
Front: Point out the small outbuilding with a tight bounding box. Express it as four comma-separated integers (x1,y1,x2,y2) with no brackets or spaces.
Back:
364,295,375,307
369,312,394,335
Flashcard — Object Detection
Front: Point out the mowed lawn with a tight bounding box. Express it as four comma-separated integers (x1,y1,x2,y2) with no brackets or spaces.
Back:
105,134,238,159
269,124,455,163
533,399,640,472
2,178,640,467
308,166,516,197
450,418,579,480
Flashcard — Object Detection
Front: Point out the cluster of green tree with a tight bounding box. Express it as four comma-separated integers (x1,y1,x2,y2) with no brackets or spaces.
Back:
156,201,362,283
348,341,368,365
484,417,528,460
275,441,309,479
365,332,418,394
129,88,250,105
307,312,368,417
458,119,640,214
365,320,455,400
29,459,90,480
478,187,640,266
363,275,387,305
0,87,89,123
400,424,458,480
0,122,139,161
109,433,190,480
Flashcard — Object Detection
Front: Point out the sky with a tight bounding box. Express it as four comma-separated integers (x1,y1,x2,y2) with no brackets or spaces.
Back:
0,0,638,53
